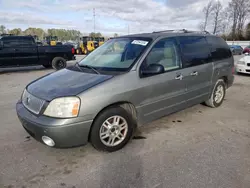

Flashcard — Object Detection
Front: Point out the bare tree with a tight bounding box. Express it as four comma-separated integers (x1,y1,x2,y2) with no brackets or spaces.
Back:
221,7,232,38
202,1,214,31
211,1,223,34
0,25,6,34
227,0,250,39
236,0,250,37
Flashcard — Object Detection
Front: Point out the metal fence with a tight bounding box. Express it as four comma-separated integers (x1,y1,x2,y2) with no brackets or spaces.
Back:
226,41,250,48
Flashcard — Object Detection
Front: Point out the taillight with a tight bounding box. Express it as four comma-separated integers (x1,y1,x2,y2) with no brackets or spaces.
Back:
72,48,75,54
232,66,235,74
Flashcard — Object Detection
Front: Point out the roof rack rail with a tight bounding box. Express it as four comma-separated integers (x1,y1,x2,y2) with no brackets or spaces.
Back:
152,29,210,35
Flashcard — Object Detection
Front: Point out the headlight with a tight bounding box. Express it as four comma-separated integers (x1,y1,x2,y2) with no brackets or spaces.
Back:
237,61,245,65
44,97,80,118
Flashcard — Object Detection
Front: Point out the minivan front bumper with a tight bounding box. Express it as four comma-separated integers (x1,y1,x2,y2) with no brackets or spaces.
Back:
16,101,93,148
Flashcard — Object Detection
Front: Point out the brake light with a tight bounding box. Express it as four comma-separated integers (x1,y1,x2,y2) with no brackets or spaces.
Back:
72,48,75,54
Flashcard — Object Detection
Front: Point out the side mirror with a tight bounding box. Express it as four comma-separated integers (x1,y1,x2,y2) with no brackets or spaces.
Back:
141,64,165,77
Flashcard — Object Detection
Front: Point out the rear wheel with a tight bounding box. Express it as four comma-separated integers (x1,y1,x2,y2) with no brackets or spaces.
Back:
90,106,135,152
52,57,67,70
205,79,226,108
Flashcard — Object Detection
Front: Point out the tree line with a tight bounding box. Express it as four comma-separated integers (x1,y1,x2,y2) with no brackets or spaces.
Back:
0,25,120,41
199,0,250,40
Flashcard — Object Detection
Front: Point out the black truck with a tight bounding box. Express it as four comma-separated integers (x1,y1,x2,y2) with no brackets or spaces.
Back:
0,35,75,70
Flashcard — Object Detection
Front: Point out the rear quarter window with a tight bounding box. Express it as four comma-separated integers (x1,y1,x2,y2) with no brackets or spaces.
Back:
206,36,232,61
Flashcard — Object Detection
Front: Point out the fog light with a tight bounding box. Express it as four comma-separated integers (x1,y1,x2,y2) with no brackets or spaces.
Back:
42,136,55,147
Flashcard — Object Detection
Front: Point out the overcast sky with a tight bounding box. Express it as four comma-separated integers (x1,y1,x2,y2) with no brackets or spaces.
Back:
0,0,230,35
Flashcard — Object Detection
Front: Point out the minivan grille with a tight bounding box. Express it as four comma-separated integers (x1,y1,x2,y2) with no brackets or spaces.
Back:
22,89,45,114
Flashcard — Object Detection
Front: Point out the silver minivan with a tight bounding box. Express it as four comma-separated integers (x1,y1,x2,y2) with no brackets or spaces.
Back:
16,30,234,152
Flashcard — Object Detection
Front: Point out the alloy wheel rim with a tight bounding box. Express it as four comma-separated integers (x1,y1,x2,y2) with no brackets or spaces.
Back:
58,60,64,68
99,115,128,147
214,85,224,103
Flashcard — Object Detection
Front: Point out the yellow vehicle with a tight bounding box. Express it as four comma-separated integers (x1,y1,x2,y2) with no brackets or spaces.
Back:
96,37,105,46
44,36,58,46
77,36,99,54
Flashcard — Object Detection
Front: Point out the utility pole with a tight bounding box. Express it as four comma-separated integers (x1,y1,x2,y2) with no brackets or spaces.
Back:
93,8,96,35
128,25,130,35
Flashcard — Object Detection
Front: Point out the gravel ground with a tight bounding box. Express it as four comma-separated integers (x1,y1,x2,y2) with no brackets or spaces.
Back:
0,55,250,188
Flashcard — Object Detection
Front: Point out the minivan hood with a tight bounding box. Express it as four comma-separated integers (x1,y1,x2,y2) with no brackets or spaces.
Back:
27,68,113,101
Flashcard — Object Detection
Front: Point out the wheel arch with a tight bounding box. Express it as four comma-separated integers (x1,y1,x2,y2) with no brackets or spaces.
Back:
88,101,138,141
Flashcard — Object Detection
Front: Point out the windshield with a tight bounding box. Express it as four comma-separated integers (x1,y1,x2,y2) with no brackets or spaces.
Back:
79,37,151,71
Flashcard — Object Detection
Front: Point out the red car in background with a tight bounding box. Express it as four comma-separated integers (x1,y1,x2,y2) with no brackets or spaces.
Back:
243,45,250,53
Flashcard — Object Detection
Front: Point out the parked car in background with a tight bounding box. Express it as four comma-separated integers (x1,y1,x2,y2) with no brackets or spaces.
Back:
0,35,75,70
16,30,234,152
229,45,243,55
235,53,250,74
243,45,250,54
64,42,78,54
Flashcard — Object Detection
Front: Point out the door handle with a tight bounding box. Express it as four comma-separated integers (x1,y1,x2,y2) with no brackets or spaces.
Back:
190,71,198,76
175,74,183,80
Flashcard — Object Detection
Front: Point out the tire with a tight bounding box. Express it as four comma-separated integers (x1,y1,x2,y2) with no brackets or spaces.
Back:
42,63,52,69
205,79,226,108
90,106,135,152
52,57,67,70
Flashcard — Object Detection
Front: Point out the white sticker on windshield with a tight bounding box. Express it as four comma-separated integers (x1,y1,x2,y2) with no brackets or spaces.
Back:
131,40,148,46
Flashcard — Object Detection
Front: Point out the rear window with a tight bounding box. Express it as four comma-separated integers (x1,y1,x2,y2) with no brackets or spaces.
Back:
178,36,211,68
2,37,35,47
206,36,232,61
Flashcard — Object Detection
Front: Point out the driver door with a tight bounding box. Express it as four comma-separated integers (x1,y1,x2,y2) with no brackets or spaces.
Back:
137,37,189,124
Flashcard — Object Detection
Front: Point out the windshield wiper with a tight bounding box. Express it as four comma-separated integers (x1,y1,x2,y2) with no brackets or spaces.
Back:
75,62,85,72
75,63,100,74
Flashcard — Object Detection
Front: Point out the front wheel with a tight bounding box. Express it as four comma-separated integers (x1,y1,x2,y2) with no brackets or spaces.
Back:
205,79,226,108
90,106,135,152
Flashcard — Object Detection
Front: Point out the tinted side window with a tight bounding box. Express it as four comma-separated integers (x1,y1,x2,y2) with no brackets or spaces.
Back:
143,37,180,72
206,36,232,61
2,37,19,48
178,36,211,68
20,37,35,46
